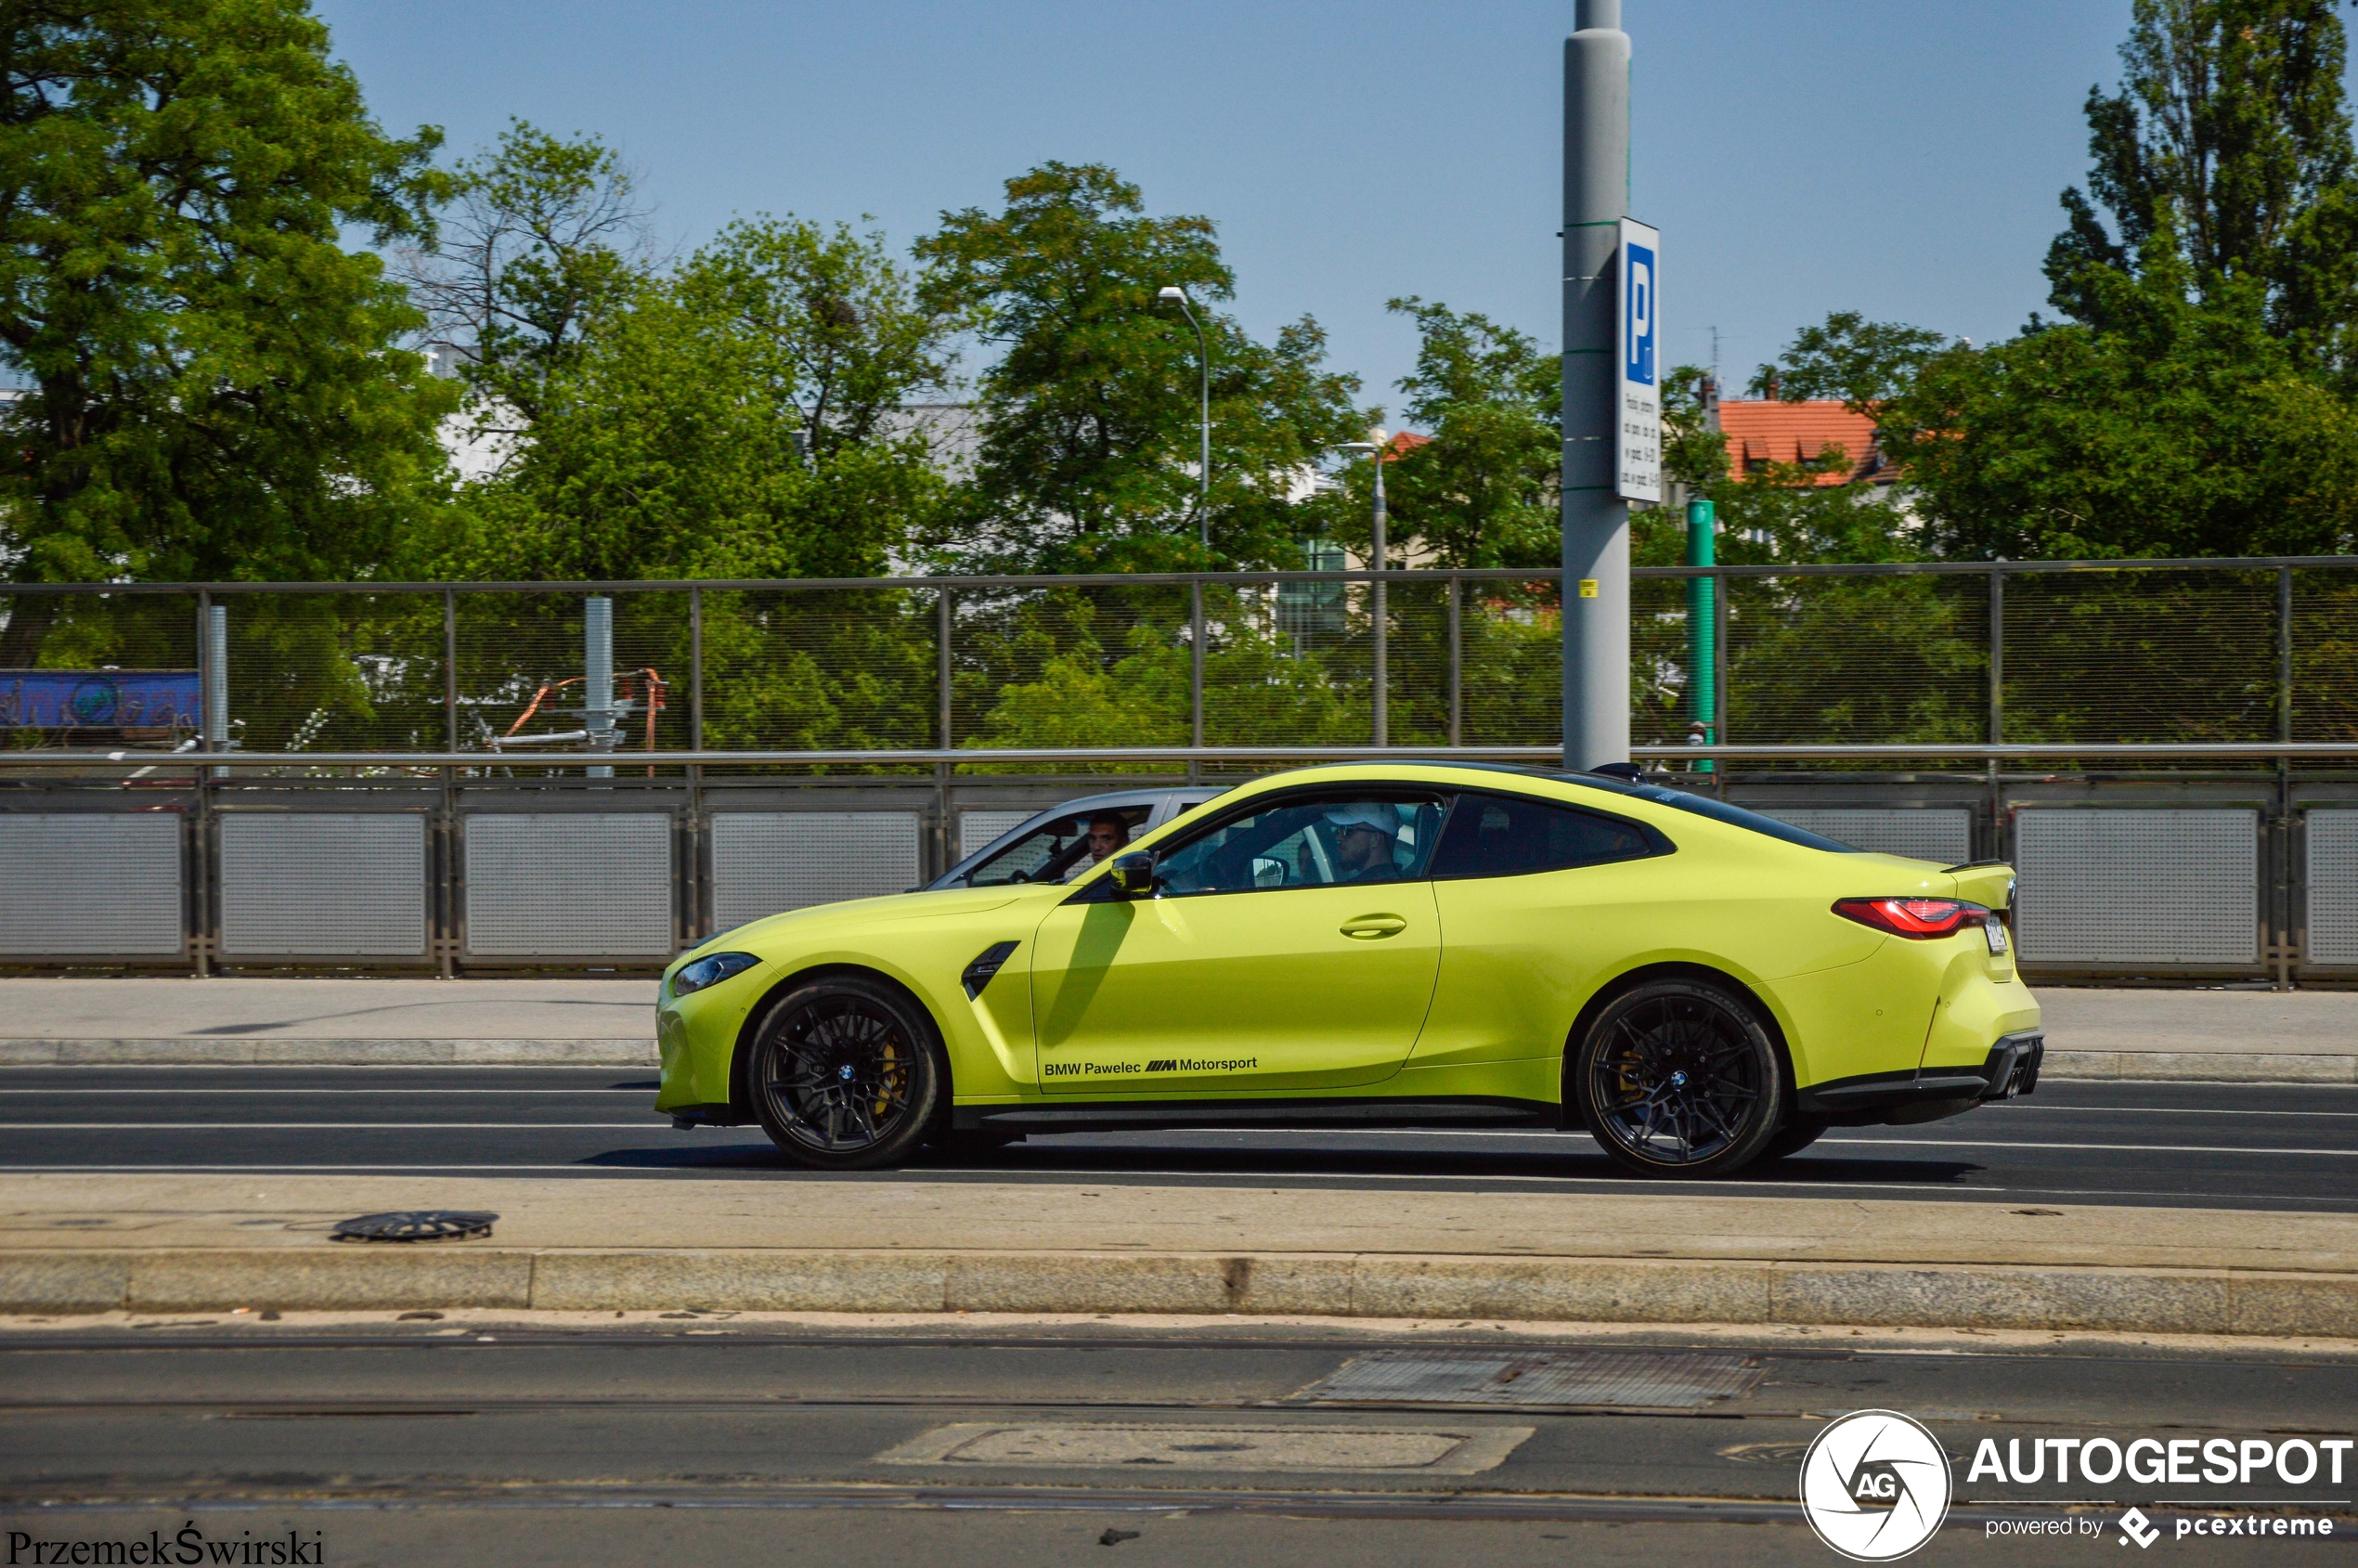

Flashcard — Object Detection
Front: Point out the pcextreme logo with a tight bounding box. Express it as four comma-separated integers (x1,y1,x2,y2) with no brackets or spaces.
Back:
1799,1410,1952,1562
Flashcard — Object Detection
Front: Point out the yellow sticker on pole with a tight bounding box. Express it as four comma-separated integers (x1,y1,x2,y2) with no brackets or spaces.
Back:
1578,578,1600,599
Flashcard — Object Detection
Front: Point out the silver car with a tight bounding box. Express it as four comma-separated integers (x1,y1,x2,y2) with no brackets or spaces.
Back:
931,787,1225,890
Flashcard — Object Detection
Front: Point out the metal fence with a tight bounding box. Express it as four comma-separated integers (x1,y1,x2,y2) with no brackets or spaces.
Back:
5,557,2358,983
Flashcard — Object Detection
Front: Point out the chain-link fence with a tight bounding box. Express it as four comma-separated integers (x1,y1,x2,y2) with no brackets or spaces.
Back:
3,558,2352,767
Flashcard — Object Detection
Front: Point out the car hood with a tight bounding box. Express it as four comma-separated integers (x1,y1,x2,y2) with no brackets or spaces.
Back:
700,884,1033,956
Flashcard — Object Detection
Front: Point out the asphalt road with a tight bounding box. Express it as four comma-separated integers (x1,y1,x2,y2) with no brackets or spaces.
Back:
2,1068,2355,1212
1,1321,2352,1564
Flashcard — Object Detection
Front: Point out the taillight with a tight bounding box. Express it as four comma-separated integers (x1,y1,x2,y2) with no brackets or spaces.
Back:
1833,897,1991,939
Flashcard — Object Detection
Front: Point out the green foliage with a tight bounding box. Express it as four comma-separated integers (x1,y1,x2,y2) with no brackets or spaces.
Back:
1346,298,1560,569
916,162,1366,572
399,118,652,427
0,0,459,664
1882,244,2358,559
2044,0,2358,373
417,215,954,582
1743,312,1950,409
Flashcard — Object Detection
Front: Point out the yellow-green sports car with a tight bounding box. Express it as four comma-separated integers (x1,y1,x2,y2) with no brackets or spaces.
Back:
655,761,2043,1179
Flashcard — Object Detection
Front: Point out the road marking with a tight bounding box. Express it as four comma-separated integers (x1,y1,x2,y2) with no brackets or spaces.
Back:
0,1089,650,1095
1819,1136,2358,1157
0,1122,669,1130
0,1162,2008,1194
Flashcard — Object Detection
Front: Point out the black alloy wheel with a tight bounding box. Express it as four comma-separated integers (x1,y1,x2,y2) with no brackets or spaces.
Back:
1574,978,1785,1178
750,976,944,1171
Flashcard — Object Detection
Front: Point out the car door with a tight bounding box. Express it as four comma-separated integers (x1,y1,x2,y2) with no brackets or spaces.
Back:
1407,788,1673,1069
1029,788,1450,1094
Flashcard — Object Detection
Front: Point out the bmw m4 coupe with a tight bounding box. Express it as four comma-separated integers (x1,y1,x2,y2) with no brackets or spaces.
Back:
656,761,2043,1178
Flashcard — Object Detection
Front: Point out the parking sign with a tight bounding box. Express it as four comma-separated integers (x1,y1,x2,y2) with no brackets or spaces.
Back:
1616,217,1661,503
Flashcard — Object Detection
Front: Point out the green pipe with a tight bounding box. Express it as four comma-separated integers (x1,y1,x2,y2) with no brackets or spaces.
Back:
1687,499,1716,772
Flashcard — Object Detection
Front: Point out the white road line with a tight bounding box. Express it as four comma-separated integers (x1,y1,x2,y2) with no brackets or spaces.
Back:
6,1124,2356,1157
0,1122,667,1130
0,1162,2011,1194
0,1089,648,1095
1818,1136,2358,1157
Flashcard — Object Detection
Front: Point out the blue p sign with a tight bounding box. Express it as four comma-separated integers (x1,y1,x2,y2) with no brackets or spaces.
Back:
1624,240,1655,387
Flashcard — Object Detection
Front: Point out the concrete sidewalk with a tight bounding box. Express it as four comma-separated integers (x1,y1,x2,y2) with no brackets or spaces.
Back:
5,1173,2354,1337
0,977,2352,1082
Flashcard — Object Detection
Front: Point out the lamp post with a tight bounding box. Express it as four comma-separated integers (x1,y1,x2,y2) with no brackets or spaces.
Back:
1338,435,1391,745
1158,286,1211,553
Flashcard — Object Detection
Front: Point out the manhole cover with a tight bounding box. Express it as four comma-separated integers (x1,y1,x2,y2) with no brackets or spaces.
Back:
1296,1349,1761,1410
330,1211,498,1243
875,1422,1533,1475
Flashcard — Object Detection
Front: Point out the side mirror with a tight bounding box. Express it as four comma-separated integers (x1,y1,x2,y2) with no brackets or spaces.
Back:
1108,852,1158,899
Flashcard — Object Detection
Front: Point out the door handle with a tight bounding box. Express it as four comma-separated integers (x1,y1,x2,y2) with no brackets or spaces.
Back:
1340,914,1408,940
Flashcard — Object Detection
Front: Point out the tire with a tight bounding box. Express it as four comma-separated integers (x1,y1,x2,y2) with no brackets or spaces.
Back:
1759,1114,1831,1161
748,975,946,1171
1573,978,1786,1179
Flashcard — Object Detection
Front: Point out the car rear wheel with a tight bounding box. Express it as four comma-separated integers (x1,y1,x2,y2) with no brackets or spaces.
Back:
1574,978,1785,1179
750,976,944,1171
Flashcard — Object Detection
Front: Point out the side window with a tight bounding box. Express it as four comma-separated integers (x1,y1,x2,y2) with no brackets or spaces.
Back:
1149,793,1446,897
1430,791,1658,880
965,806,1151,886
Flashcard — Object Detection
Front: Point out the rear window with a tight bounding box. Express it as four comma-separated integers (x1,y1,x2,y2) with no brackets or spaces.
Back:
1431,792,1660,879
1574,778,1860,852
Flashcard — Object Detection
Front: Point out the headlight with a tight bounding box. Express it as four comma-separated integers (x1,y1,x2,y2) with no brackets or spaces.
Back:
670,951,760,997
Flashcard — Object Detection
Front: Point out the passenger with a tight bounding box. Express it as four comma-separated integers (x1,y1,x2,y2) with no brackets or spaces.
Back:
1066,813,1133,880
1325,804,1402,882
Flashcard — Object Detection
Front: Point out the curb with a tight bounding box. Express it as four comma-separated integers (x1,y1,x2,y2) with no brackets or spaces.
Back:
6,1249,2355,1338
2,1041,2353,1083
2043,1048,2358,1084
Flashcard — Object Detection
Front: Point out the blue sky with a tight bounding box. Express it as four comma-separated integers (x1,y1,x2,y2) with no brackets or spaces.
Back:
319,1,2265,422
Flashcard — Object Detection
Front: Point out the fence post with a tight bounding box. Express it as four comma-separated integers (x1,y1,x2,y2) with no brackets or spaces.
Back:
1189,580,1206,785
1988,563,2005,746
936,587,953,879
442,589,459,751
192,592,213,978
1986,563,2006,862
1710,569,1730,797
2278,564,2295,990
1447,576,1463,748
689,587,706,753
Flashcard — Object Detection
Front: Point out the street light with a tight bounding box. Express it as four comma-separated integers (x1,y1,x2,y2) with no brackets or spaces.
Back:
1337,434,1391,746
1158,286,1211,553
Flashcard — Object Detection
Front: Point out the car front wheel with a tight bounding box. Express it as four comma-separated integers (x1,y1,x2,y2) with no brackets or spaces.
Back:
750,976,944,1171
1574,978,1785,1179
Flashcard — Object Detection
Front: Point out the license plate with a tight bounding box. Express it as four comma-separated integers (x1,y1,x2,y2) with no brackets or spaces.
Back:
1985,921,2009,955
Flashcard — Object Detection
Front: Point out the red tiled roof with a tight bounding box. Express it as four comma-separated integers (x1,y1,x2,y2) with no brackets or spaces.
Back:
1717,400,1898,486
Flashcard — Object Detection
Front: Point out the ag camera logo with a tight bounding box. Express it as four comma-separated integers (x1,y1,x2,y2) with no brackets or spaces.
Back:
1800,1410,1952,1562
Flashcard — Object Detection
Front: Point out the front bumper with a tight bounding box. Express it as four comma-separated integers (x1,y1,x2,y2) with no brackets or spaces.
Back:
1796,1030,2044,1126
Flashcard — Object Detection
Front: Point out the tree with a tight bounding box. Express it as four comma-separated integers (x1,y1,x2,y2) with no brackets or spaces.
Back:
396,119,654,432
0,0,457,664
1883,241,2358,560
1743,312,1951,410
2044,0,2358,373
417,215,955,583
1357,297,1560,569
916,162,1365,572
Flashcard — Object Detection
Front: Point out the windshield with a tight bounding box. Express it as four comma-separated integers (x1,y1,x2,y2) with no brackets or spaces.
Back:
958,804,1154,887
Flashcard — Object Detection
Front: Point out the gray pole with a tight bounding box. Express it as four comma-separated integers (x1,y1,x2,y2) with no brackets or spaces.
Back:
584,595,615,780
1160,288,1211,554
1371,439,1388,746
1561,0,1631,770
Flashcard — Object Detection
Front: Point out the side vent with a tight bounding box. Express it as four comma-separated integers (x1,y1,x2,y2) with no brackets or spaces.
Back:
961,940,1021,1000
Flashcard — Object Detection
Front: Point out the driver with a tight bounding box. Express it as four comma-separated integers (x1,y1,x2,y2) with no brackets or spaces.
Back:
1325,804,1402,882
1065,812,1134,881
